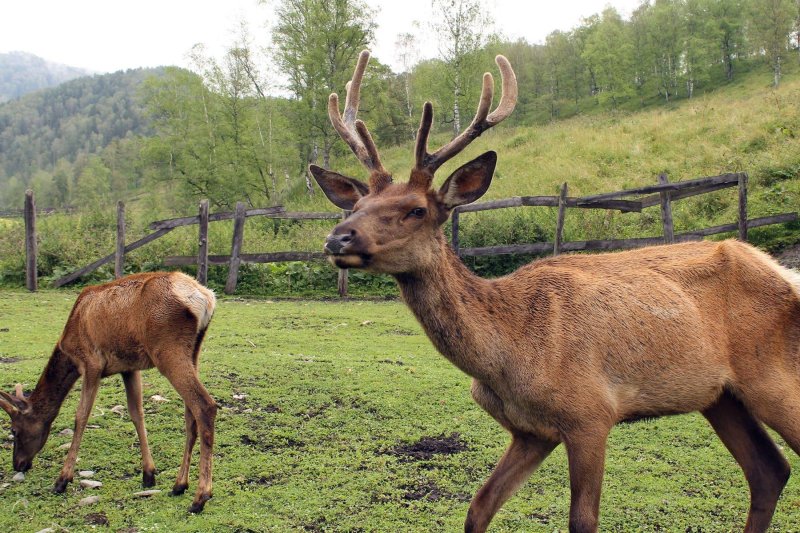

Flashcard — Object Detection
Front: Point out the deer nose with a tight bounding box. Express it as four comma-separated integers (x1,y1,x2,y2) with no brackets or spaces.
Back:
14,459,31,472
325,229,356,255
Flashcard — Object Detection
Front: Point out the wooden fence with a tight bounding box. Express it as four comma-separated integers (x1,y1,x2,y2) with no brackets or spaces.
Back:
17,171,798,295
450,172,796,257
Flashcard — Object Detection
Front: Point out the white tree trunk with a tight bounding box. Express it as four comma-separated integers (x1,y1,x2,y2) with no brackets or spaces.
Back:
453,71,461,138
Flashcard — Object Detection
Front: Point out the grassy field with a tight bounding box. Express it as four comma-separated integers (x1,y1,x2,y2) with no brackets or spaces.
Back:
2,290,800,532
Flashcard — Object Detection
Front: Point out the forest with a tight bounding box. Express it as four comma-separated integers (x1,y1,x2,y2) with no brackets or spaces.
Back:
0,0,798,212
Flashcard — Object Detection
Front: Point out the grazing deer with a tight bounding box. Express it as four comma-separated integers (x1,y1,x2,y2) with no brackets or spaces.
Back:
310,50,800,532
0,272,217,513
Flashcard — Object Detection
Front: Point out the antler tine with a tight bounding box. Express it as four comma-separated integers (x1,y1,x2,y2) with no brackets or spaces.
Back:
343,51,369,123
327,50,390,186
421,55,517,174
487,55,517,125
356,120,391,190
414,102,434,170
15,383,24,399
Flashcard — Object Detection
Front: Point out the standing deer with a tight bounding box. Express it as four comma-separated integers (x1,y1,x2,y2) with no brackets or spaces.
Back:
0,272,217,513
310,50,800,532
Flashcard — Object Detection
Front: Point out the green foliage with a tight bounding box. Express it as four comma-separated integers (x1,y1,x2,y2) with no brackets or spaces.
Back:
3,293,800,530
0,68,159,209
273,0,377,175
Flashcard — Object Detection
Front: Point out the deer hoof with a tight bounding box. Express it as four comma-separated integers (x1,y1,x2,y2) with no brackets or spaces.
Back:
53,477,70,493
187,493,211,513
171,483,188,496
143,470,156,488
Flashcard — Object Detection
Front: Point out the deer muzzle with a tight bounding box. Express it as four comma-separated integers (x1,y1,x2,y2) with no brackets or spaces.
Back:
324,229,356,255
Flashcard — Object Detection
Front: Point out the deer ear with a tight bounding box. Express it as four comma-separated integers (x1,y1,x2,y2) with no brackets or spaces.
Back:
438,151,497,209
0,390,23,416
309,165,369,210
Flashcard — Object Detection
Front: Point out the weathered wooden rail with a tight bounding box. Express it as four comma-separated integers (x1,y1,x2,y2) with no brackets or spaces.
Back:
17,171,798,295
49,202,340,294
450,172,797,258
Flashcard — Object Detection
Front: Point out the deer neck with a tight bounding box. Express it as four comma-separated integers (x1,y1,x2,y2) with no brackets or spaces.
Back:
29,346,79,424
394,236,500,381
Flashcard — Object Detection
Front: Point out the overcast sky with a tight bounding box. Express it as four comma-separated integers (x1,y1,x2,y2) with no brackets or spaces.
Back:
1,0,643,74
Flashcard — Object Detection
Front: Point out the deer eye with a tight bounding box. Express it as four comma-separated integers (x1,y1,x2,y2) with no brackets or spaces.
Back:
407,207,427,219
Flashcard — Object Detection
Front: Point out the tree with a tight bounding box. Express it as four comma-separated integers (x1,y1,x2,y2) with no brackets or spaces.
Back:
582,8,635,108
682,0,717,97
708,0,747,81
272,0,375,193
646,0,685,101
395,32,419,139
749,0,797,86
431,0,493,137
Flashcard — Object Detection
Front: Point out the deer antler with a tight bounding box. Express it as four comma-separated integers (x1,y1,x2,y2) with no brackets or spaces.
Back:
328,50,391,191
414,55,517,182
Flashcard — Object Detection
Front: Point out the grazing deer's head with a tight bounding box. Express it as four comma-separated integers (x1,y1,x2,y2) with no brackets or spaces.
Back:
312,50,516,274
0,384,48,472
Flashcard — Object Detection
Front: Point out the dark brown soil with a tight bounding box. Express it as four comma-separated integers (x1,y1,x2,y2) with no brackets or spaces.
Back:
84,512,109,526
384,432,468,461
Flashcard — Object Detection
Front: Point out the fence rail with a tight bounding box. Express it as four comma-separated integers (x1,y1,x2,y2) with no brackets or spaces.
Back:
17,170,798,295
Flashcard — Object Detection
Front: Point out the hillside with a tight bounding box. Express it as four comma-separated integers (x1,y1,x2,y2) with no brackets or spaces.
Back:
278,61,799,276
0,51,90,103
0,67,168,208
0,62,797,291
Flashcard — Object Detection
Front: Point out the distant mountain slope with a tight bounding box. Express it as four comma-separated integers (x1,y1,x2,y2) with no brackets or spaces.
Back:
0,51,91,103
0,67,162,186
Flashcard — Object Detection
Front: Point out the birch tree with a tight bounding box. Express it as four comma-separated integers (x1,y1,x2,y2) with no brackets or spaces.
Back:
431,0,492,137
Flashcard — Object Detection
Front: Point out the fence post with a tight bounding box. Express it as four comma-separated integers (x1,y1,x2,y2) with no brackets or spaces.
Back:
658,173,674,244
224,202,246,294
338,210,350,298
451,208,460,255
553,182,568,256
197,199,209,285
738,172,748,241
24,190,37,292
115,201,125,278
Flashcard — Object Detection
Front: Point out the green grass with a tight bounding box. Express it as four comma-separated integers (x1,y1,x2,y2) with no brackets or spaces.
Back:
2,290,800,531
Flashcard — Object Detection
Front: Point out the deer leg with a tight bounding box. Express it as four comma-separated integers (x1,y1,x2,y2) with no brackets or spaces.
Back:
562,426,611,533
171,405,197,496
122,370,156,488
157,359,216,513
465,434,558,533
702,391,790,533
54,366,101,493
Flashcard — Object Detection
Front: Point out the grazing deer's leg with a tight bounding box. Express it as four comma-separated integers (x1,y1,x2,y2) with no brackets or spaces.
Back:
122,370,156,488
562,426,611,533
465,434,558,533
172,405,197,496
156,358,216,513
54,365,102,493
703,391,789,533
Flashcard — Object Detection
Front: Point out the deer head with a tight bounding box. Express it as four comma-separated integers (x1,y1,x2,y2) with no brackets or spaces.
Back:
311,50,516,274
0,384,48,472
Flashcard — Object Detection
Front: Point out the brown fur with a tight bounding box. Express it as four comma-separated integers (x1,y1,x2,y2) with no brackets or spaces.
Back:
323,175,800,532
314,51,800,532
0,272,217,513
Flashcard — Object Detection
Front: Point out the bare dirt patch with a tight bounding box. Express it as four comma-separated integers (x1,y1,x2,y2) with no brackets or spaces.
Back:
0,357,20,364
84,511,109,526
383,432,468,461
